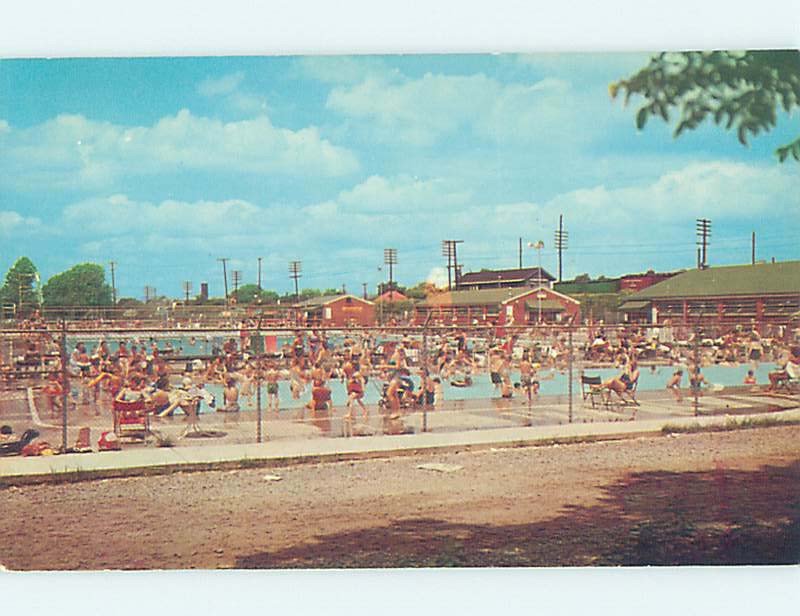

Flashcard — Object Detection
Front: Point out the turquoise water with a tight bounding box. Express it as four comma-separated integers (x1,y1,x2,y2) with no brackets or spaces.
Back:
200,362,776,413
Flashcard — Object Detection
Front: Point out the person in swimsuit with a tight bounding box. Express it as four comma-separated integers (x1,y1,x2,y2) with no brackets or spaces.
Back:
265,361,280,412
346,371,368,422
222,378,240,412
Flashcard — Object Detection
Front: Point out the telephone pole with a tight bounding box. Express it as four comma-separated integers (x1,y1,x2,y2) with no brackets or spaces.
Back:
144,286,156,303
383,248,397,291
751,231,756,265
182,281,192,303
288,261,302,302
695,219,711,269
441,240,463,290
554,214,568,282
217,257,230,303
232,270,242,296
257,257,263,290
518,237,523,269
362,282,368,299
109,261,117,305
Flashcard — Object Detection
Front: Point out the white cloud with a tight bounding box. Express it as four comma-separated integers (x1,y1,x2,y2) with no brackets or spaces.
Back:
326,71,589,146
426,267,449,288
197,71,246,97
0,109,359,190
546,161,800,225
0,210,41,236
338,174,472,213
294,56,397,85
63,194,265,237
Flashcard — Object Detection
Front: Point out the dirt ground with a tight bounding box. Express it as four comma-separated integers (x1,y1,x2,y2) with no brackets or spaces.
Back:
1,426,799,570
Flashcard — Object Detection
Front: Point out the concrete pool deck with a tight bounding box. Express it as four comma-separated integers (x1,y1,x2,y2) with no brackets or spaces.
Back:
2,388,799,485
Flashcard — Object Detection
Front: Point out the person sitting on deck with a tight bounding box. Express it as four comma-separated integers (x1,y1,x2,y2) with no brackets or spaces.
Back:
768,346,800,391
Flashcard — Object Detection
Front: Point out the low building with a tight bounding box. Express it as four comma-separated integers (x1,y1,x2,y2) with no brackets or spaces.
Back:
414,286,579,326
295,294,375,327
619,261,800,328
619,270,679,293
374,289,409,303
456,267,555,291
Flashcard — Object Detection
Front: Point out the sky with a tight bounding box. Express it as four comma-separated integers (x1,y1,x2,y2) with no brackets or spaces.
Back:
0,53,798,300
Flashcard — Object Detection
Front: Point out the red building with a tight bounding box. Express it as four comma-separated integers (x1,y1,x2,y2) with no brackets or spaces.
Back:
415,286,580,327
295,294,375,327
619,261,800,330
456,267,555,290
619,270,679,293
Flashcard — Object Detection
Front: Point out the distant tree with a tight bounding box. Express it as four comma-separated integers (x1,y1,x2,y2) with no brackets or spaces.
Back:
233,284,279,305
611,50,800,161
42,263,113,308
573,274,591,283
403,281,437,299
116,297,144,307
0,257,41,315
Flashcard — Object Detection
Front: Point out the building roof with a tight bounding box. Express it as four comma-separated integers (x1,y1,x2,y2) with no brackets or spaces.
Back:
458,267,555,286
422,287,539,307
618,300,651,311
628,261,800,301
375,290,409,303
295,294,374,309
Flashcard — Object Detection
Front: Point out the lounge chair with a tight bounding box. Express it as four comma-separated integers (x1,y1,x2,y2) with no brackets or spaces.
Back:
580,375,604,408
113,398,150,441
0,429,40,457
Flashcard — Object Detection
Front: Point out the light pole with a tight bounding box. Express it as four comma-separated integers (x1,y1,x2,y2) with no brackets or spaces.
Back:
528,241,545,323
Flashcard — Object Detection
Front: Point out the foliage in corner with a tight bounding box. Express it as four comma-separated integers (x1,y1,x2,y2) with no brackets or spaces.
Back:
610,50,800,162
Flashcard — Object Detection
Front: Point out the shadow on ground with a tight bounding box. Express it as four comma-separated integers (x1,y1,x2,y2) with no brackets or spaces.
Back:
236,460,800,568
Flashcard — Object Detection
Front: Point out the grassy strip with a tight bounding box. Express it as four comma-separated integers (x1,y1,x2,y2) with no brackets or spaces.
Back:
661,416,800,435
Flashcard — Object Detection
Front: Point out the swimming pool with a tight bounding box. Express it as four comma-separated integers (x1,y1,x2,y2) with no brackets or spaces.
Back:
200,362,777,412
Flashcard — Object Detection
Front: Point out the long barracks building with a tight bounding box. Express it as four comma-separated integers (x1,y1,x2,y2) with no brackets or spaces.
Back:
618,261,800,328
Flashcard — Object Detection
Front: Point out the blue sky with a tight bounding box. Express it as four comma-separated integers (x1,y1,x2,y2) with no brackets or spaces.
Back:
0,53,798,299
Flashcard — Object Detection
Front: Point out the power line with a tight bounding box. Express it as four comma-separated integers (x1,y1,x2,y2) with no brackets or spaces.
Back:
554,214,568,282
288,260,302,302
383,248,397,291
441,240,463,290
217,257,230,304
109,261,117,305
232,270,242,297
696,218,712,269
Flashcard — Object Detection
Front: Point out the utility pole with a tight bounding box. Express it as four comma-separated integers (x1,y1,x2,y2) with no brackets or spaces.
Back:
232,270,242,296
441,240,463,291
554,214,568,282
109,261,117,305
695,218,711,269
383,248,397,292
257,257,263,290
182,281,192,303
144,286,156,303
217,257,230,304
751,231,756,265
518,237,523,269
288,261,302,302
362,282,368,299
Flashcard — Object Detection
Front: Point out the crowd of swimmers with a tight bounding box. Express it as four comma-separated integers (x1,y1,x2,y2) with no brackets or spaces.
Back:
1,322,799,436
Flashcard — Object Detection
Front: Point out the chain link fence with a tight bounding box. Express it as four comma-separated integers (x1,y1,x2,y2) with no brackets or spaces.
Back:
1,318,797,454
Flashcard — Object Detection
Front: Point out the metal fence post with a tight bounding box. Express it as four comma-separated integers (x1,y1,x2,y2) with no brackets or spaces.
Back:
60,319,69,452
568,325,573,424
693,325,700,417
256,359,263,443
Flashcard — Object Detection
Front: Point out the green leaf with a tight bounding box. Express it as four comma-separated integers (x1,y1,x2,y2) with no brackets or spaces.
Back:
635,107,649,130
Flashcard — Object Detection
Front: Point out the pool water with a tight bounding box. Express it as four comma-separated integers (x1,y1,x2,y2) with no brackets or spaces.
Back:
200,362,777,413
